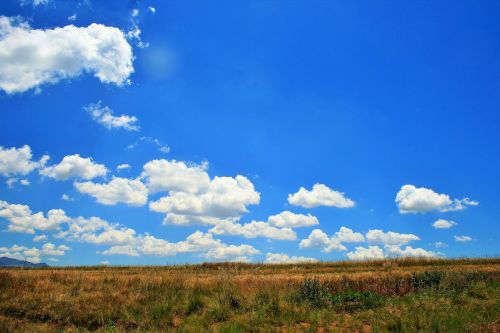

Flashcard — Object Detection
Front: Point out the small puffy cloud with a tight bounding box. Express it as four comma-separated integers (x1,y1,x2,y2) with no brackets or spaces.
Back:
432,219,457,229
299,227,364,253
68,14,77,21
267,211,319,228
74,177,148,206
142,159,210,194
0,201,70,234
346,246,385,260
395,185,478,214
288,183,355,208
454,235,472,242
433,241,448,248
33,234,47,242
101,245,139,256
131,9,139,17
334,226,365,243
0,145,48,177
204,244,260,262
61,194,74,201
365,229,419,246
41,243,70,256
55,215,136,247
265,252,319,264
0,17,133,94
20,179,30,186
384,245,439,258
299,229,347,252
84,101,139,131
209,220,296,240
116,164,131,171
148,7,156,14
40,154,107,181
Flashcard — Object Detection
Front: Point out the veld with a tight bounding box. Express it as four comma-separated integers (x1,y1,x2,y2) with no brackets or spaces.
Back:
0,258,499,332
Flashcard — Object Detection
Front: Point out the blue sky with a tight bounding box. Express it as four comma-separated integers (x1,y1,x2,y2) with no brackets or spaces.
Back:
0,0,498,265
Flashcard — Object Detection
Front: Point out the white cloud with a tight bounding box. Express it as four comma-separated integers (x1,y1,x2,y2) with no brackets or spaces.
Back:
1,200,260,262
131,9,139,17
116,164,131,171
20,179,30,186
209,220,296,240
299,227,364,253
454,235,472,242
346,246,385,260
384,245,439,258
265,252,318,264
204,244,260,262
333,226,365,243
33,234,47,242
41,243,70,256
84,101,139,131
55,215,135,246
395,185,478,214
74,177,148,206
0,201,69,234
432,219,457,229
0,145,48,177
40,154,107,181
149,174,260,225
0,242,70,262
142,159,210,194
0,16,133,94
20,0,49,6
61,194,74,201
365,229,420,246
101,245,139,256
299,229,347,252
68,14,77,21
134,231,260,262
433,241,448,248
0,244,41,263
6,178,16,188
287,183,355,208
148,7,156,14
127,137,170,154
267,211,319,228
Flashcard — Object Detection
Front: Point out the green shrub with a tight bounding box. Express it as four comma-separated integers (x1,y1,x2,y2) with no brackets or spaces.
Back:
292,277,330,308
329,291,383,312
411,271,443,290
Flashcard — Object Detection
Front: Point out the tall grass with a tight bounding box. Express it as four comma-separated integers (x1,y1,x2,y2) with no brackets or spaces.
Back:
0,258,498,332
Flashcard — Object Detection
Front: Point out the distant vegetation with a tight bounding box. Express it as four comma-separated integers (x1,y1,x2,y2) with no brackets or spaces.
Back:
0,257,47,268
0,258,499,332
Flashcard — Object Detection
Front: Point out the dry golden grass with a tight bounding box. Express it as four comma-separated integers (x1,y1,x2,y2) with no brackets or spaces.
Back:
0,257,499,332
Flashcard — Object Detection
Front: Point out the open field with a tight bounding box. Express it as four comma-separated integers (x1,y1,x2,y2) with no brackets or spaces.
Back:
0,258,499,332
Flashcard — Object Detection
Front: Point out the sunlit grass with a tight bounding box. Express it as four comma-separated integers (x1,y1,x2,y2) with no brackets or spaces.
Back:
0,257,498,332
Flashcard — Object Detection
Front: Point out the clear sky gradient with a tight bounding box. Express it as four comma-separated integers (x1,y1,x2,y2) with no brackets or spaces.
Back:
0,0,499,265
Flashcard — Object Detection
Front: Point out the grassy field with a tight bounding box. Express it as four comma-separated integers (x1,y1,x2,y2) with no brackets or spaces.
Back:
0,258,499,332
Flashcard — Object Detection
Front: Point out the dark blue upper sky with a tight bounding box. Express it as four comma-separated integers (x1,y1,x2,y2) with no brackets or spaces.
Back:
0,0,498,265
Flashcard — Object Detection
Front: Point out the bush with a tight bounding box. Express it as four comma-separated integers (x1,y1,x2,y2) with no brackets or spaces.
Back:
411,271,443,290
292,277,330,308
330,291,383,312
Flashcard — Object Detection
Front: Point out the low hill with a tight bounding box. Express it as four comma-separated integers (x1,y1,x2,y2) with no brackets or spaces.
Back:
0,256,48,268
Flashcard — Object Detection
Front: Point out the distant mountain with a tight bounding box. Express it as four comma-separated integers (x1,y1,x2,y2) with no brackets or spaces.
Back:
0,257,48,268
